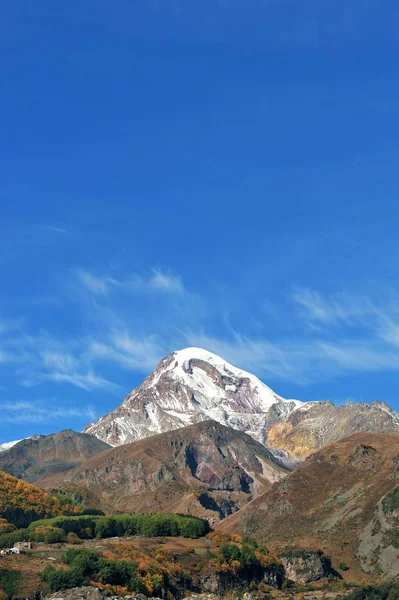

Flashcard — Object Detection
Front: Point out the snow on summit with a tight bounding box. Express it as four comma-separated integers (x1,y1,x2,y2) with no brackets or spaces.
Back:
84,346,303,447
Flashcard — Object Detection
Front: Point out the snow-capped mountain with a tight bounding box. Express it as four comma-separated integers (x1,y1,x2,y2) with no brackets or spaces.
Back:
0,439,23,453
84,347,303,447
84,347,399,458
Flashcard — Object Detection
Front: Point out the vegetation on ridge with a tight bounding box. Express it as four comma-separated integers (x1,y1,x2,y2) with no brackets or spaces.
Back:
0,471,87,529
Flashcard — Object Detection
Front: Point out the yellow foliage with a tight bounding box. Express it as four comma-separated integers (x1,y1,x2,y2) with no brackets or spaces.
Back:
0,471,66,521
207,531,232,547
0,518,16,534
66,532,83,545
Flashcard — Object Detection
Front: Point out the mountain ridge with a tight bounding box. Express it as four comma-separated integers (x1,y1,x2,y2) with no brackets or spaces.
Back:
83,347,399,459
0,429,111,484
47,419,289,523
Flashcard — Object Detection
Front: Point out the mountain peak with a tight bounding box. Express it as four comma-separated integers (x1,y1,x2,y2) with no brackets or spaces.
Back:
84,347,303,447
84,348,399,457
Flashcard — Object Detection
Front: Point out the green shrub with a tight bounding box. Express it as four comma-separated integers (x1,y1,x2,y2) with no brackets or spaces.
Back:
33,526,66,544
382,486,399,515
0,568,23,597
44,549,147,593
345,582,399,600
0,528,30,549
42,565,88,591
29,513,210,540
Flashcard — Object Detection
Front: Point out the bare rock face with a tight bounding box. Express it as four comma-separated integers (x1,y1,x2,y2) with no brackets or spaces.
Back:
281,550,332,583
358,483,399,579
346,444,377,470
201,561,284,592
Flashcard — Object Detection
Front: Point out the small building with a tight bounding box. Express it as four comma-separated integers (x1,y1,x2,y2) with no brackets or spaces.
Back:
14,541,32,551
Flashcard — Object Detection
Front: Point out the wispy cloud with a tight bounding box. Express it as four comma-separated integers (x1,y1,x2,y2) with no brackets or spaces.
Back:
291,287,377,325
73,268,185,296
44,370,120,392
4,271,399,398
41,225,70,235
0,400,96,424
149,270,184,294
184,329,399,386
89,332,168,373
74,270,114,295
1,334,121,393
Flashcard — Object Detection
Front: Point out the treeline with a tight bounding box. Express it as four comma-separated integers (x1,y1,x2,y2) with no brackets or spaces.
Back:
28,513,210,540
0,513,210,548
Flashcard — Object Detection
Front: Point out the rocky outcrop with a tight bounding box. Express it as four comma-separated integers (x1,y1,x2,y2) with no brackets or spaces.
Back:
45,588,161,600
358,483,399,579
281,550,333,583
201,563,284,592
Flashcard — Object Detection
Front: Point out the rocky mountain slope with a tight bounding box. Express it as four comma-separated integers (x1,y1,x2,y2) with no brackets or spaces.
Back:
0,430,110,484
218,432,399,581
268,400,399,459
84,347,399,460
52,420,289,523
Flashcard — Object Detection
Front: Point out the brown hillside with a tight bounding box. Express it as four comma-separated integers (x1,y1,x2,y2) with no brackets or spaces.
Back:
218,432,399,582
0,429,110,484
45,420,289,523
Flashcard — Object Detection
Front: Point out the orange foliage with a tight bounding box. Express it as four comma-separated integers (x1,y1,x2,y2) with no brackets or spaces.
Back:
207,531,233,547
0,471,70,522
66,532,83,545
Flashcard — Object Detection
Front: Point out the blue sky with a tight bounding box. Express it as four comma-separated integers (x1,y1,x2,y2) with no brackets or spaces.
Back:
1,1,399,442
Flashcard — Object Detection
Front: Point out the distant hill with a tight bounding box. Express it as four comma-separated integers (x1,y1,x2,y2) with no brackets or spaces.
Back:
267,400,399,459
219,432,399,581
0,429,110,484
51,420,289,523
